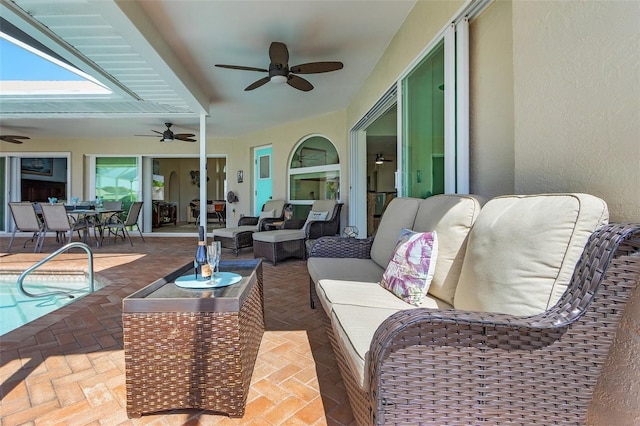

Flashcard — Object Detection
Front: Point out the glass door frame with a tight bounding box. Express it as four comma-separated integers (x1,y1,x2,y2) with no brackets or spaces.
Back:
348,1,488,235
1,152,72,233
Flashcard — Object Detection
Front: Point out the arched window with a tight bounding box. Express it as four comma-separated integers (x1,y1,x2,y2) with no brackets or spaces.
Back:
288,135,340,218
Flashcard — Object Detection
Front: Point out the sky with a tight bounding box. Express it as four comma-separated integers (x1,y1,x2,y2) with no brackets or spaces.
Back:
0,38,84,81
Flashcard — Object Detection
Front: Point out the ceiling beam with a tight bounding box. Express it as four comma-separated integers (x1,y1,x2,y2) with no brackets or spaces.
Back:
103,0,209,114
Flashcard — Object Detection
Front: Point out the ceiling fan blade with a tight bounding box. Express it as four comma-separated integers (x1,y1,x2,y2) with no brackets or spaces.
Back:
151,129,163,135
0,135,28,144
290,61,344,74
287,74,313,92
269,42,289,66
176,136,197,142
215,64,268,73
245,76,271,91
174,133,196,139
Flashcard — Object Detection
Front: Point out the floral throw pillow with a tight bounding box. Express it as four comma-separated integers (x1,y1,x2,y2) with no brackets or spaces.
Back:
380,229,438,305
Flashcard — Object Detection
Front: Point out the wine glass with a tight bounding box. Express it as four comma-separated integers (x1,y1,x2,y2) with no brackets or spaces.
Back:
207,241,222,278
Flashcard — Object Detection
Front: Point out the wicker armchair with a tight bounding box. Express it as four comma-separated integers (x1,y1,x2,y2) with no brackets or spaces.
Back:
212,200,288,255
310,223,640,425
253,202,343,265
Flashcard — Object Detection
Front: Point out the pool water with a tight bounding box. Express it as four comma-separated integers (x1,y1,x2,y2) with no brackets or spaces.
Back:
0,274,93,335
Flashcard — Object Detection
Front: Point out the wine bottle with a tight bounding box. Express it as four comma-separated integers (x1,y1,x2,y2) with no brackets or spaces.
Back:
195,226,209,279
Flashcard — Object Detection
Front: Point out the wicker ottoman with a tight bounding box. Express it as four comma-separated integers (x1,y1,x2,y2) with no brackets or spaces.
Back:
212,225,256,256
252,229,306,265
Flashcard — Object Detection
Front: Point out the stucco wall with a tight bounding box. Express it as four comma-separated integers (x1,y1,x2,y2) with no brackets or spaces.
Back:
347,0,464,128
512,0,640,222
229,110,347,226
469,0,515,198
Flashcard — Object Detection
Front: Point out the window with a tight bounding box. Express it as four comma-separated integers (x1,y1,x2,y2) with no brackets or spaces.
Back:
288,136,340,218
95,157,140,212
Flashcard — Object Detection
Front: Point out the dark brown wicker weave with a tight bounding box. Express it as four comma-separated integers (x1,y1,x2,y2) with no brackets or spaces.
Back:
123,261,264,418
311,223,640,425
214,224,256,256
252,203,343,266
253,237,306,265
306,203,343,240
214,204,291,256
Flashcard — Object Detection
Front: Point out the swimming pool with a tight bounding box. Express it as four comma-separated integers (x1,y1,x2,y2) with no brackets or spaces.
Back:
0,274,95,335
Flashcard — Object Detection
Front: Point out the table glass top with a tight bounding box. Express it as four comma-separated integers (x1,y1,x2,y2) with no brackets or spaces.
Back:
123,259,262,313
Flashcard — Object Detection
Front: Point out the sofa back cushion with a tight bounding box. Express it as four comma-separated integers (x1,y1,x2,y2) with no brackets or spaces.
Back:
412,194,484,306
454,193,609,316
311,199,337,216
370,198,421,269
263,199,286,218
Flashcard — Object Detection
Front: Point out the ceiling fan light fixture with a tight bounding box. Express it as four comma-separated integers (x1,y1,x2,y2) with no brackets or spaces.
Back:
161,130,174,142
270,75,287,84
375,153,384,164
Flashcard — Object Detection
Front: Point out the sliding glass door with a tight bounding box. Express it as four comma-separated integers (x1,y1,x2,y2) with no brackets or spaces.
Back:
95,157,141,212
401,40,445,198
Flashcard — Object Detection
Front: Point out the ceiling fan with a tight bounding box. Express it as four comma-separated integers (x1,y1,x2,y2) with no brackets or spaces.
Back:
375,153,393,164
215,41,343,92
136,123,196,142
0,135,30,144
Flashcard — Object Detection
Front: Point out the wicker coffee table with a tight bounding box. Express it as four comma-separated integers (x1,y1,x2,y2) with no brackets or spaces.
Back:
123,259,264,418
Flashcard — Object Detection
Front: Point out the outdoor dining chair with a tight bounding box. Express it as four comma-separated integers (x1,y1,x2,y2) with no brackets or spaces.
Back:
39,203,91,248
7,202,45,252
88,200,123,245
102,201,145,245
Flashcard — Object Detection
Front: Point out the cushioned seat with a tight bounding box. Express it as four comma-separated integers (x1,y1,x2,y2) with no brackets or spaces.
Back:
252,229,307,265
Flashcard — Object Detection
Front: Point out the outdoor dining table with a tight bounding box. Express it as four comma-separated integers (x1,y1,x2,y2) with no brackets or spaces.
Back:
66,207,123,247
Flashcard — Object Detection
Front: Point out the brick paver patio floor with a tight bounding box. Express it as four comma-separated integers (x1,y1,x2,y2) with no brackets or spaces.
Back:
1,235,355,425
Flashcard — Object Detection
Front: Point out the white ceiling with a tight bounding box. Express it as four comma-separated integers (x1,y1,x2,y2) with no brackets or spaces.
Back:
0,0,416,141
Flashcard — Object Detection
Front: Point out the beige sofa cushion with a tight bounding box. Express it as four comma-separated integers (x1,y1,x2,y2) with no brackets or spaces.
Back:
370,198,421,269
252,229,305,243
319,279,407,314
317,279,451,313
263,199,286,217
454,193,609,316
308,258,385,290
310,199,337,215
331,304,405,391
211,225,256,238
412,194,483,306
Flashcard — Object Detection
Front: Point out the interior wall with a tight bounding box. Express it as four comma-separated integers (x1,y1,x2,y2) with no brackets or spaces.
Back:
511,0,640,222
469,0,514,199
155,157,226,222
230,110,347,227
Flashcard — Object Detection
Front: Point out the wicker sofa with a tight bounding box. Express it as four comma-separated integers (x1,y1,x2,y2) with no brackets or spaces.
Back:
307,193,640,425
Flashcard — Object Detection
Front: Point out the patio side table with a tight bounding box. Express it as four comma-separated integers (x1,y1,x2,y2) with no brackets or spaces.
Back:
123,259,264,418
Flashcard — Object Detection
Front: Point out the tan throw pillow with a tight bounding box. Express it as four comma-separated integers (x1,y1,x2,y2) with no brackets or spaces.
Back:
257,209,276,228
259,209,276,220
304,210,329,229
380,229,438,306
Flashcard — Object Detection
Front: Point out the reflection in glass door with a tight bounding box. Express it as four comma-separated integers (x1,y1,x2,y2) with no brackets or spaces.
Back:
0,157,5,231
401,40,446,198
95,157,141,213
